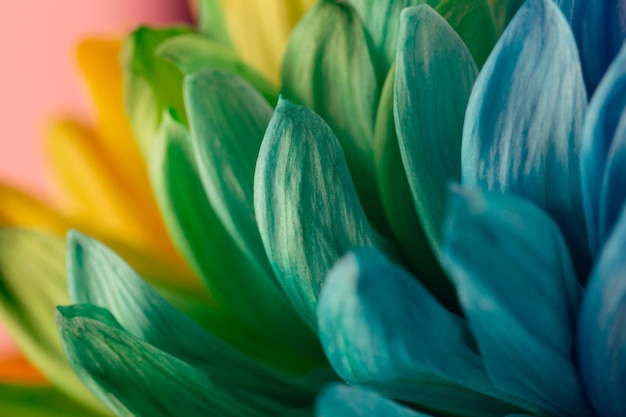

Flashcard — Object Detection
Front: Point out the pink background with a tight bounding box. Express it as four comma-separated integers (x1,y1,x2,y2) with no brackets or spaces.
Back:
0,0,191,199
0,0,191,357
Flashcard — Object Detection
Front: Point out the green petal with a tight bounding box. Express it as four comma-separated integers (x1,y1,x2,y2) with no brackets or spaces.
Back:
281,0,387,230
0,384,96,417
122,26,191,154
157,34,277,104
346,0,434,72
435,0,498,68
56,304,311,417
0,229,108,414
490,0,525,34
196,0,231,45
254,99,376,330
67,231,329,397
394,5,478,256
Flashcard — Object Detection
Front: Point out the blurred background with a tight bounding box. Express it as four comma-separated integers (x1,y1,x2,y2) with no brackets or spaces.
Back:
0,0,191,199
0,0,191,355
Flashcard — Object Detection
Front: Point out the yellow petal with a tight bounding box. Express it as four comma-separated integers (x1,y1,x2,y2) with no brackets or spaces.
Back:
0,185,68,233
223,0,316,83
0,355,46,385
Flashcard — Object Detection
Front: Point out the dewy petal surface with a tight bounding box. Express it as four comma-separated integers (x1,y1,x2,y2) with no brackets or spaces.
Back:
56,305,310,417
255,99,375,330
318,248,530,417
315,385,433,417
581,43,626,255
462,0,590,277
442,186,595,417
395,4,478,256
578,204,626,417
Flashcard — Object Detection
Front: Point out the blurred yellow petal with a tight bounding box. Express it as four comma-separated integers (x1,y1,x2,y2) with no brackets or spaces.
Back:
188,0,315,82
0,356,45,385
0,185,68,233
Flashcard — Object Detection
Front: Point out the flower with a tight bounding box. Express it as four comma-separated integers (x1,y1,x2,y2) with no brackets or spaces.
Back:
48,0,523,416
314,1,626,417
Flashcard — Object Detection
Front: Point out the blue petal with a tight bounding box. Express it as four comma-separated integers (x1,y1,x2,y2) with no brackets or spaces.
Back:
462,0,590,277
315,385,432,417
441,186,595,417
318,248,533,417
581,43,626,256
578,205,626,417
555,0,626,93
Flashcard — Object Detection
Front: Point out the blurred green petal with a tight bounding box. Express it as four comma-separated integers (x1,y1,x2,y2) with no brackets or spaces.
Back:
0,229,108,414
0,384,96,417
395,5,477,256
281,0,386,229
122,26,191,154
435,0,497,68
157,34,277,104
255,99,375,330
373,65,455,309
197,0,230,44
56,304,311,417
490,0,525,34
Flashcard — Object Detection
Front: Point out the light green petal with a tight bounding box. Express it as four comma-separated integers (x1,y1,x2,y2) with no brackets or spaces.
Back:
148,110,325,372
157,34,277,104
373,66,456,310
0,384,96,417
394,5,478,256
435,0,497,68
122,26,191,154
281,0,387,230
197,0,230,45
0,229,108,415
254,99,376,330
56,304,311,417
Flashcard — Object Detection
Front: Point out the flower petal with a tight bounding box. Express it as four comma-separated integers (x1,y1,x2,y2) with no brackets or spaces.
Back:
441,186,595,417
56,304,311,417
281,0,386,228
255,99,375,330
0,229,106,413
462,0,590,277
148,110,323,372
578,205,626,417
489,0,525,34
195,0,230,44
395,4,478,255
318,248,530,417
67,231,327,399
0,384,96,417
122,26,191,155
0,185,68,233
157,33,277,104
581,43,626,255
315,385,433,417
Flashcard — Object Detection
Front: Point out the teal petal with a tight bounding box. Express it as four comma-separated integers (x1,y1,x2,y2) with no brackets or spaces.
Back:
147,111,322,372
196,0,230,45
581,43,626,255
346,0,433,73
281,0,386,229
122,26,192,154
157,34,277,104
441,186,595,417
67,231,326,400
318,248,531,417
0,229,107,414
316,385,433,417
255,99,375,330
395,5,478,256
0,384,97,417
56,304,310,417
578,204,626,417
462,0,590,278
373,65,456,310
434,0,497,68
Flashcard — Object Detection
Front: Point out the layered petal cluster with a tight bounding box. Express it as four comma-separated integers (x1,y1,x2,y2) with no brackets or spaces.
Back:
315,1,626,417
